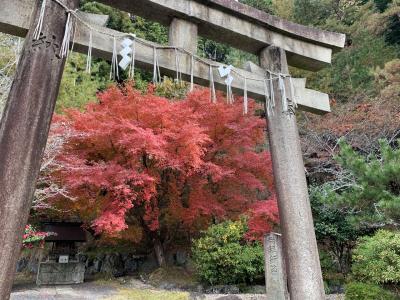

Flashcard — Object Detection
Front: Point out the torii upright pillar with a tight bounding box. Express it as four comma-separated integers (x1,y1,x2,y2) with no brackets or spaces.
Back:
169,18,198,53
0,0,79,298
260,46,325,299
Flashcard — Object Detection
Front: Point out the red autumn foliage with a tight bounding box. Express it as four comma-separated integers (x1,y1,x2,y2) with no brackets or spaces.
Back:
51,84,278,250
245,195,279,241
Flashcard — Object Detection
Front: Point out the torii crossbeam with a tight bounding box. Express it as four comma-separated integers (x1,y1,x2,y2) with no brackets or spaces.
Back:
0,0,331,114
0,0,345,299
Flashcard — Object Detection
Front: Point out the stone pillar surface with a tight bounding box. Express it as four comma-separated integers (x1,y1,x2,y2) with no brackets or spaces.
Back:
169,18,198,53
259,46,325,300
0,0,79,298
264,233,289,300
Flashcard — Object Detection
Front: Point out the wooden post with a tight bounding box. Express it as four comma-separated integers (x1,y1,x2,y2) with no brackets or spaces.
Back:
260,46,325,300
264,233,289,300
0,0,79,298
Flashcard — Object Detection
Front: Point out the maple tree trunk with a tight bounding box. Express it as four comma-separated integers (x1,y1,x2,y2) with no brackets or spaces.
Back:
0,0,78,298
153,236,166,267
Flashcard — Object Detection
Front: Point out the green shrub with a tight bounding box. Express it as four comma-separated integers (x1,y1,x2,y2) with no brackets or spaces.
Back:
319,250,337,277
192,219,264,285
345,282,396,300
155,77,189,100
352,230,400,285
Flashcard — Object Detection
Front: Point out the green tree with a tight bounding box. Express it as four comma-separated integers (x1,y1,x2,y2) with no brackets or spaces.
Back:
373,0,393,12
80,1,168,43
305,32,398,102
320,139,400,229
57,1,170,110
378,1,400,45
291,0,399,103
293,0,334,26
57,54,111,112
240,0,273,12
311,185,365,274
352,230,400,285
198,0,272,66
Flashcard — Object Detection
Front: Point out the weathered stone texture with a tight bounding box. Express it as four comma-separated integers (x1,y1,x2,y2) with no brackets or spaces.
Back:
260,46,325,300
36,262,85,285
264,233,289,300
0,0,79,298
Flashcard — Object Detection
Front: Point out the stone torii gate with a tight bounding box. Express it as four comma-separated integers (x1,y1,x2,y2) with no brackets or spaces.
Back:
0,0,345,299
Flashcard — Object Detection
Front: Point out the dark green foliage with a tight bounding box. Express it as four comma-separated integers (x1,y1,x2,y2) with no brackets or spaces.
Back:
385,14,400,45
352,230,400,285
333,139,400,225
312,140,400,232
197,0,271,65
293,0,334,26
319,250,337,277
80,1,168,43
192,219,264,285
57,54,111,112
374,0,392,12
345,282,396,300
198,39,231,64
80,1,134,34
78,1,167,88
304,32,398,102
310,139,400,277
239,0,273,12
311,186,364,274
291,0,400,103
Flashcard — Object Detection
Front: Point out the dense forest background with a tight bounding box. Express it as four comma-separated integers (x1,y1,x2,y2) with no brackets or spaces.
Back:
1,0,400,297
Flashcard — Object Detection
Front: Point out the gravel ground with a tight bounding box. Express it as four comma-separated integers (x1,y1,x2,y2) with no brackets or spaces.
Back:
11,281,345,300
11,283,117,300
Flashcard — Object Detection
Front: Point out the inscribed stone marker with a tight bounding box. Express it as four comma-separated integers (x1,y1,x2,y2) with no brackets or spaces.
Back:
264,233,289,300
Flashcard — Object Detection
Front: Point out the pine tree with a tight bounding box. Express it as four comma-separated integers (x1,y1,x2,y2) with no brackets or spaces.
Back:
318,139,400,230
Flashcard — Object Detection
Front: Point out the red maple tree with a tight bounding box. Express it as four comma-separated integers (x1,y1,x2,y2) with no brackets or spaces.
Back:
51,84,278,265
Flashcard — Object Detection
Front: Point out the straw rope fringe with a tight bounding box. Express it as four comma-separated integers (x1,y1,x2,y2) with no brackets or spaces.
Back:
59,11,74,58
86,30,93,74
33,0,46,40
128,38,136,79
153,47,161,84
243,77,248,115
175,49,182,83
110,36,119,80
264,79,272,116
35,0,296,115
190,55,194,92
209,65,216,103
69,17,78,56
269,71,275,111
226,79,234,104
279,75,288,113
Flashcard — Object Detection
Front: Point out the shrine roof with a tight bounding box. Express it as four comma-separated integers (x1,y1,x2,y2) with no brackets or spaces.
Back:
42,222,87,242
